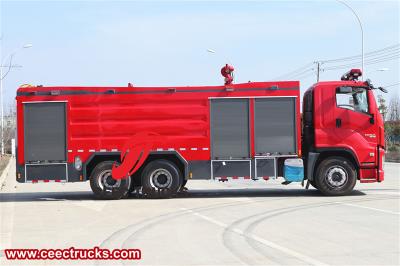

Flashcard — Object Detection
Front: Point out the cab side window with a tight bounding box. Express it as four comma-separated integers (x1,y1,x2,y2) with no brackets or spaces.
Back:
336,87,369,114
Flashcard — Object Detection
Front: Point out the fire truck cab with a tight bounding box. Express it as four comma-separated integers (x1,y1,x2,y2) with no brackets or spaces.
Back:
302,70,385,195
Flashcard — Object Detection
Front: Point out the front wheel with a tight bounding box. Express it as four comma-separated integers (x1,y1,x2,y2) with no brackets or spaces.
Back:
90,161,131,200
315,157,357,196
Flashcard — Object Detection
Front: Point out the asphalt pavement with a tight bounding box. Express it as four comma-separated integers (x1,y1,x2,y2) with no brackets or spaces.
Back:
0,158,399,266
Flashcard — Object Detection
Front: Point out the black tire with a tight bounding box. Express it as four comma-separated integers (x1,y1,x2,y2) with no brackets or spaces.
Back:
90,161,131,200
128,173,142,195
181,179,188,187
309,180,319,189
315,157,357,196
141,159,182,199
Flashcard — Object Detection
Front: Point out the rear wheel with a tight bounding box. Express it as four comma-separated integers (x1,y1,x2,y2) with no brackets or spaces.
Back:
90,161,131,200
315,157,357,196
141,159,182,198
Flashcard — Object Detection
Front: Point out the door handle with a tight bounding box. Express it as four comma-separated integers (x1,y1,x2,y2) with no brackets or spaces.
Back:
336,118,342,128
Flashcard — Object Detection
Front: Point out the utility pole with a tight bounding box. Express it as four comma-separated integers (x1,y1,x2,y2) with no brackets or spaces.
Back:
315,61,321,82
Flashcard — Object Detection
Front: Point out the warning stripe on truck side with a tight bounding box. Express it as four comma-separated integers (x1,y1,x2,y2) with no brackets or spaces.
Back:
215,176,251,181
67,148,210,153
28,180,66,183
215,176,270,181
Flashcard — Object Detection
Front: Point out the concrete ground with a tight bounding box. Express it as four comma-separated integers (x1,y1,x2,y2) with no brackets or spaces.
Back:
0,158,399,266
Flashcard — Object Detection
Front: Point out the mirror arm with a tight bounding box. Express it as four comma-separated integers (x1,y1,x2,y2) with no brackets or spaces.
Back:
369,113,375,124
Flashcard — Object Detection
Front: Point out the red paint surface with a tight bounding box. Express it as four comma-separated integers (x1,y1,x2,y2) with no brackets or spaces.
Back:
16,79,383,182
312,80,383,181
17,82,300,168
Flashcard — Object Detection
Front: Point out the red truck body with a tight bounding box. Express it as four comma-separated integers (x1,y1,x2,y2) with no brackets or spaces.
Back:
15,72,384,198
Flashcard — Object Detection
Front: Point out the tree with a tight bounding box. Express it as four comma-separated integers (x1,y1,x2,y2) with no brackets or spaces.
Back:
377,95,387,121
2,104,16,154
387,95,400,122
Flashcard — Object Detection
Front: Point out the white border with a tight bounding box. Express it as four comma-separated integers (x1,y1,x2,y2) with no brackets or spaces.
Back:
210,159,251,180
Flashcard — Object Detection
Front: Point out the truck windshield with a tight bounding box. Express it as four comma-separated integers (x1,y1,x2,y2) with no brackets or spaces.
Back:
336,87,369,114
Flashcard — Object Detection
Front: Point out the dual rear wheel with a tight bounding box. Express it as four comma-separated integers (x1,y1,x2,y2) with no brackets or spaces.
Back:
90,159,183,200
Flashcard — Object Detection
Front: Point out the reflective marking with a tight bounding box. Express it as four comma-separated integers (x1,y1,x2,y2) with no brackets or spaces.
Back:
216,176,254,181
168,148,175,151
77,149,84,153
202,147,209,151
28,180,66,183
89,149,95,152
68,150,73,153
181,208,328,266
179,148,186,151
111,149,119,152
191,148,198,151
335,202,400,215
100,149,107,152
156,148,164,151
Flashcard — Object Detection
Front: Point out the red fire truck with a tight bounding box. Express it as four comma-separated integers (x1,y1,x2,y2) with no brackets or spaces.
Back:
15,67,386,199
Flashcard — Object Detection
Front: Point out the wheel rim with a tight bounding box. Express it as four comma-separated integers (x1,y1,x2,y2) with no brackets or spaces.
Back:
98,170,121,190
325,166,348,188
149,168,173,189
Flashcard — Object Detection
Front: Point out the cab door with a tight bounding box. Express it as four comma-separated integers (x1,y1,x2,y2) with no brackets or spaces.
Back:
334,86,378,163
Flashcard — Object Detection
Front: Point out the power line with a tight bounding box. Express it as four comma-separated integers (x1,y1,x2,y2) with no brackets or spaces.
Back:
286,68,315,79
323,51,399,68
320,44,399,63
383,82,400,88
295,72,316,80
272,62,314,80
272,43,400,81
323,54,399,70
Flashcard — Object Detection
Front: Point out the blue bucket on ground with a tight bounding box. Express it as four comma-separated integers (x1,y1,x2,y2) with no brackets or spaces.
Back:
284,159,304,182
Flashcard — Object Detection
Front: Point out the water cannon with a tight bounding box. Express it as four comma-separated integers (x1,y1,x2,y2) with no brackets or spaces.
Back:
341,69,362,81
221,64,234,85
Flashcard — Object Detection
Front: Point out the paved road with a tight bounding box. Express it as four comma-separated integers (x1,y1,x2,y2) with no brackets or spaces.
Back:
0,159,399,265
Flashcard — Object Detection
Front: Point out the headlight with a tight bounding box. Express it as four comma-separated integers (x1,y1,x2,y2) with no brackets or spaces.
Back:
74,156,82,171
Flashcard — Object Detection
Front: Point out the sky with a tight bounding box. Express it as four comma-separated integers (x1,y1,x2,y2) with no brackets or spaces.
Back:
0,0,399,111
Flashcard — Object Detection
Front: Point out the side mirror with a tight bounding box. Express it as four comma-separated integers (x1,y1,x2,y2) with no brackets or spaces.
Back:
378,87,388,93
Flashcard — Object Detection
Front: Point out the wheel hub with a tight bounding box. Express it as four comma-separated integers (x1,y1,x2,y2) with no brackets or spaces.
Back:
98,170,121,190
150,168,173,189
326,167,347,187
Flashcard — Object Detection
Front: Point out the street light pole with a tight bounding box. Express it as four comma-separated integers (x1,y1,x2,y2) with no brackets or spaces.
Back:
336,0,364,80
0,44,32,155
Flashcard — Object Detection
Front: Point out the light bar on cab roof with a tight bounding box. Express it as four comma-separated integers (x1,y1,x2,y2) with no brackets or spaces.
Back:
341,69,363,81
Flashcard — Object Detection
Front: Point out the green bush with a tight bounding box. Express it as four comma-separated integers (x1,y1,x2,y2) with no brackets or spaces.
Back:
387,145,399,152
